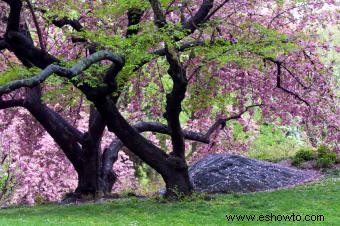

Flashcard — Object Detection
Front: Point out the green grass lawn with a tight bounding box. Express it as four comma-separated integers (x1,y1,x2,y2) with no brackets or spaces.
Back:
0,178,339,226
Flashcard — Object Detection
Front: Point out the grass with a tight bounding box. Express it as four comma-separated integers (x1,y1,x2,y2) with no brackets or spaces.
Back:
0,177,339,226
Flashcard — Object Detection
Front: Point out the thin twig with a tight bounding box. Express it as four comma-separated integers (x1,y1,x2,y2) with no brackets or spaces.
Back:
25,0,46,51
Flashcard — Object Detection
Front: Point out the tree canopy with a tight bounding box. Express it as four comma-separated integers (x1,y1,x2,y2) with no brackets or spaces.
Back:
0,0,338,203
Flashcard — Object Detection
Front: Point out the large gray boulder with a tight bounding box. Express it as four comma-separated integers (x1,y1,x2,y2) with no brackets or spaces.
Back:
189,154,318,193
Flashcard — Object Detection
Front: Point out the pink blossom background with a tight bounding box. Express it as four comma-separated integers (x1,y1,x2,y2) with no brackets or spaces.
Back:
0,109,136,205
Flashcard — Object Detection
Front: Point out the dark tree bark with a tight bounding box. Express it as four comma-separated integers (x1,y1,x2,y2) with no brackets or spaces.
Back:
0,0,112,198
0,0,219,200
93,95,193,198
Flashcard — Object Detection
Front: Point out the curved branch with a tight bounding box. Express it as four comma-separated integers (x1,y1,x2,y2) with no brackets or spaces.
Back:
133,122,209,143
276,62,310,106
101,121,210,182
105,120,213,160
204,104,262,139
205,0,230,21
164,47,187,157
102,104,261,175
0,50,125,95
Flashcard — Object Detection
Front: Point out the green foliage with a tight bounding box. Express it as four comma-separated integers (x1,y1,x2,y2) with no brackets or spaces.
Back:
185,70,220,112
42,0,85,22
276,0,285,5
77,22,161,64
135,163,150,186
0,148,15,205
91,0,149,17
231,121,250,141
73,63,109,88
248,124,306,162
0,65,41,86
317,145,334,159
76,24,171,89
291,148,315,167
292,148,315,166
195,23,297,70
291,145,337,168
315,145,337,168
291,157,304,167
316,158,335,169
42,75,83,106
134,162,164,196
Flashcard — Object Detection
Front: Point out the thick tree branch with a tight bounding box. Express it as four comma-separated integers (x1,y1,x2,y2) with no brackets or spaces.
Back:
105,121,213,162
126,9,144,37
102,103,262,174
5,31,58,68
0,48,122,161
0,39,8,50
148,1,191,158
98,58,139,169
44,104,85,143
148,0,167,27
95,96,170,175
87,54,128,150
164,47,187,158
2,0,22,33
88,106,106,146
52,17,83,32
25,99,83,168
0,98,25,109
182,0,214,33
133,122,209,143
0,50,124,95
101,121,210,184
22,86,85,143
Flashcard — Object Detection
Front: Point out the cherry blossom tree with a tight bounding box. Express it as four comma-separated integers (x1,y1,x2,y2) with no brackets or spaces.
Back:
0,0,338,200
